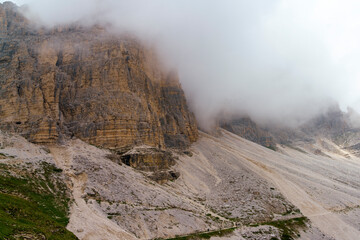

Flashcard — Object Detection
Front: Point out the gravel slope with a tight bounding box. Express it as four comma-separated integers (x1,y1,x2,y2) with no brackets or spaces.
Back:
209,130,360,240
2,129,357,239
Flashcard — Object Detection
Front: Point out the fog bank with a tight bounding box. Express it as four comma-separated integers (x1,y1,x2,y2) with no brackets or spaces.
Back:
6,0,360,129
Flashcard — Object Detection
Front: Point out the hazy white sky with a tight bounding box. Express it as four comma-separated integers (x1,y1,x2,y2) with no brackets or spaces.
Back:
4,0,360,128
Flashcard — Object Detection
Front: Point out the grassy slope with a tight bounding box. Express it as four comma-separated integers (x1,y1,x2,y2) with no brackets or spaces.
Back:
161,228,236,240
0,162,77,240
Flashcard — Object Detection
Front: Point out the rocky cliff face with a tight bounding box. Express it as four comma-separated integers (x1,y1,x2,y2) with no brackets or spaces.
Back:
220,105,360,153
0,2,198,150
221,117,277,149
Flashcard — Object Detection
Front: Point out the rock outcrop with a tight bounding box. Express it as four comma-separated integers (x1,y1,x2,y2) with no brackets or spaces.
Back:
0,2,198,150
221,106,360,153
221,117,277,149
119,146,175,171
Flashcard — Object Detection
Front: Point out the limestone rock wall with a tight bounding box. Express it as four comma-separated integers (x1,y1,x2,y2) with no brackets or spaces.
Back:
221,117,276,149
0,2,198,149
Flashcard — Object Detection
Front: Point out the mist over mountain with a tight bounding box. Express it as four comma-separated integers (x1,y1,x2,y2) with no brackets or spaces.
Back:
6,0,360,130
2,2,360,240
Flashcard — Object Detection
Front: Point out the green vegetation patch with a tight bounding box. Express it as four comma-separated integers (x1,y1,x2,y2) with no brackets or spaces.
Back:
0,152,15,159
266,145,277,151
0,162,77,240
161,227,236,240
256,217,308,240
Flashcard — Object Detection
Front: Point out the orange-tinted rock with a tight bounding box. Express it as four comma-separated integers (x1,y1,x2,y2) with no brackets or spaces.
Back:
0,3,198,150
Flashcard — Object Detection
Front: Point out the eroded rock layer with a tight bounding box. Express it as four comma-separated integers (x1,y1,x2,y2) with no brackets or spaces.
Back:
0,2,198,149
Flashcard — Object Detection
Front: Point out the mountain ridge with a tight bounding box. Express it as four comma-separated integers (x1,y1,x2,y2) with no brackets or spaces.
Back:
0,2,198,150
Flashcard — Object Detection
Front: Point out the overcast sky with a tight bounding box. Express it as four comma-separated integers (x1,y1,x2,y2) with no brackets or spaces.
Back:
4,0,360,128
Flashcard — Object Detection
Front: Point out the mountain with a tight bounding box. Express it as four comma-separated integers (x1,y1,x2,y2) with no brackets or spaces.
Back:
220,117,277,150
222,105,360,156
0,2,197,150
1,2,360,240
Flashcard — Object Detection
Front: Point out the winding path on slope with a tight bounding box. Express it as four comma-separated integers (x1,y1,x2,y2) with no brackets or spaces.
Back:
50,146,136,240
218,131,360,240
246,157,358,240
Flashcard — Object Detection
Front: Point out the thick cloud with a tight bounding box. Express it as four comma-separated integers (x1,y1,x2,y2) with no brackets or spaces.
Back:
6,0,360,129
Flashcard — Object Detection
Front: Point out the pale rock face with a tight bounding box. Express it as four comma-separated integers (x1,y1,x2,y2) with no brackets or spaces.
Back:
0,3,198,150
